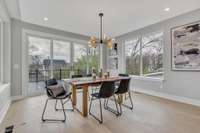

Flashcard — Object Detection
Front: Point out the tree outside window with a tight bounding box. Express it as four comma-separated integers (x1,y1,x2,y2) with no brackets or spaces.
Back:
73,43,99,75
125,32,163,78
142,32,163,75
125,38,140,75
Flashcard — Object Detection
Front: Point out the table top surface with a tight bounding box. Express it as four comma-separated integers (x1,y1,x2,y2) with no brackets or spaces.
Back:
63,76,130,86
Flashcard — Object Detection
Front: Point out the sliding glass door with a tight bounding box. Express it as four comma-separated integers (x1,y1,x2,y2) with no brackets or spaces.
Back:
27,34,100,96
53,40,71,79
28,36,51,96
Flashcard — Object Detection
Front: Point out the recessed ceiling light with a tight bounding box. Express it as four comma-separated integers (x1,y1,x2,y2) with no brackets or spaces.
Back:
164,8,170,12
43,17,48,21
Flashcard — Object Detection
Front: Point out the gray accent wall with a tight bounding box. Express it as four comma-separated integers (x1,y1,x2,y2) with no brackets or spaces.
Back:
11,19,90,96
117,9,200,101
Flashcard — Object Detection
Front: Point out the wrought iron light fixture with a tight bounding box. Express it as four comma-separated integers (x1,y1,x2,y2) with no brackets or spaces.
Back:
88,13,115,49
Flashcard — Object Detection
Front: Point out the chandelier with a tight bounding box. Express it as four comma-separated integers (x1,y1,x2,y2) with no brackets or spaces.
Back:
88,13,115,49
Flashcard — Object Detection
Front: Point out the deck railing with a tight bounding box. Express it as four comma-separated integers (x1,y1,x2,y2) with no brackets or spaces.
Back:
29,69,87,82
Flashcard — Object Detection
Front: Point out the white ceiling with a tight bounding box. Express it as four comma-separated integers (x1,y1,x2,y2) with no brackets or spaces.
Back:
5,0,200,37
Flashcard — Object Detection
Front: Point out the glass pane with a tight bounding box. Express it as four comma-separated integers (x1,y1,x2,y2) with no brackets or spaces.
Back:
28,36,51,95
88,46,100,73
125,38,140,75
53,40,71,79
73,43,88,75
142,32,163,77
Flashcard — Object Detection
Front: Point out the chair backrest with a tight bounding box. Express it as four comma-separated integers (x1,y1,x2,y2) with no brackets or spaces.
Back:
45,78,58,97
116,78,131,94
71,74,83,78
86,74,92,77
99,81,115,98
46,78,58,87
118,73,129,77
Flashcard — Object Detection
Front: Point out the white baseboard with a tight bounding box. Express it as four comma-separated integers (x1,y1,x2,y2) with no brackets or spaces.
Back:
0,100,11,124
11,95,25,101
135,88,200,107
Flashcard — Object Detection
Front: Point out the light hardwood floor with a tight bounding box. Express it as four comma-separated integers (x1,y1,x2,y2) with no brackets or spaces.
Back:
1,92,200,133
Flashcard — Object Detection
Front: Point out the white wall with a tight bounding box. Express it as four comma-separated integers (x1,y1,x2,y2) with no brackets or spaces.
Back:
117,9,200,104
0,84,10,123
0,0,11,124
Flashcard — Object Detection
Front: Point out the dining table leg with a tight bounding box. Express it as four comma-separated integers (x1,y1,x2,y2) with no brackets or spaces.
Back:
72,85,77,109
82,85,88,117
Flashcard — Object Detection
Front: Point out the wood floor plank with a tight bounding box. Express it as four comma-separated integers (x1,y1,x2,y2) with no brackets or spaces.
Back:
0,92,200,133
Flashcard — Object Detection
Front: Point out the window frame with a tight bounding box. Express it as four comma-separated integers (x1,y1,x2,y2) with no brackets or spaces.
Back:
124,37,141,76
123,31,164,80
23,29,101,96
27,33,100,78
22,29,90,96
0,18,3,83
72,42,100,74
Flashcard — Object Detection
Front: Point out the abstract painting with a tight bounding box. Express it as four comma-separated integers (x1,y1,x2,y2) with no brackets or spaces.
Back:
171,21,200,71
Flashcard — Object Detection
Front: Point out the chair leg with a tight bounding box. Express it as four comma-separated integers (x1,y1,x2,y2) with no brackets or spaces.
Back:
54,96,74,111
89,88,94,101
60,100,66,122
41,99,48,122
55,100,58,111
119,102,122,115
103,99,108,109
113,95,120,115
41,99,66,122
128,91,133,109
89,97,103,123
70,96,74,111
120,91,134,112
104,96,120,116
89,97,93,114
99,99,103,123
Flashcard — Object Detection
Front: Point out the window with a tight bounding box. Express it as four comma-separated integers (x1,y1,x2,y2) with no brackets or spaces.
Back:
125,32,163,78
28,36,51,95
26,32,100,96
28,35,100,83
142,32,163,75
53,40,71,79
73,43,100,75
125,38,140,75
73,43,88,75
28,36,51,82
88,46,100,72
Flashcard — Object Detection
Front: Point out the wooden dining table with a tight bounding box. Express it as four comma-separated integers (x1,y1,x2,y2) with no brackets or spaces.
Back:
63,76,130,117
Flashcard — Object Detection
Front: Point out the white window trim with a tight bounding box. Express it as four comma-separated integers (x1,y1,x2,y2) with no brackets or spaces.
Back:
0,18,3,83
122,31,164,79
130,74,164,82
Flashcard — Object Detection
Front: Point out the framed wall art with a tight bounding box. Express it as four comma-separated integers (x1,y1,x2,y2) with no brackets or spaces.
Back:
171,21,200,71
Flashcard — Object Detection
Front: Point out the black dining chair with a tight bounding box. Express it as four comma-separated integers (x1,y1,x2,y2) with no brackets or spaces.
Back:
89,81,119,123
41,78,73,122
115,78,133,115
117,73,129,99
71,74,83,78
118,73,129,77
116,74,129,86
86,74,92,77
